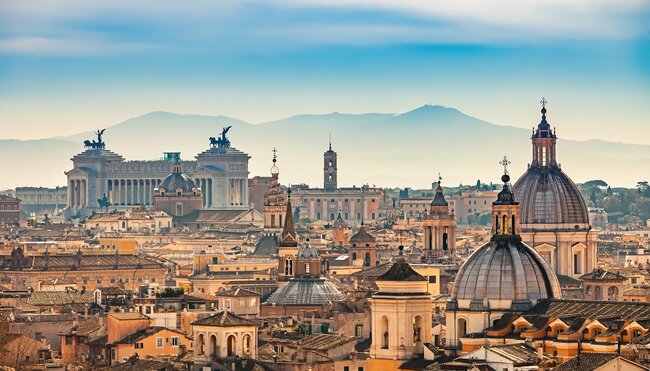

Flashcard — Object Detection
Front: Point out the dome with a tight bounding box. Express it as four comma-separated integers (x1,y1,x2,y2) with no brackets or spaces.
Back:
159,164,197,193
452,235,561,308
265,277,344,306
297,242,319,259
512,102,589,228
513,166,589,227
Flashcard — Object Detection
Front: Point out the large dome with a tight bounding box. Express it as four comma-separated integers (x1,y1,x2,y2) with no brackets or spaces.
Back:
452,235,561,309
512,103,589,229
513,166,589,227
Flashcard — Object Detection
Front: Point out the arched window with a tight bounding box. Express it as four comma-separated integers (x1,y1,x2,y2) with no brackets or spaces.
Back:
495,216,500,234
457,318,467,338
351,252,357,261
227,335,236,357
502,215,508,234
608,286,619,300
413,315,422,344
210,334,218,356
285,257,293,275
381,315,389,349
242,334,251,355
364,252,371,267
511,215,516,233
197,334,205,355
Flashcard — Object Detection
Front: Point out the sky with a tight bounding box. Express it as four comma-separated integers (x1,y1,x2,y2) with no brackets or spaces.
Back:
1,0,649,144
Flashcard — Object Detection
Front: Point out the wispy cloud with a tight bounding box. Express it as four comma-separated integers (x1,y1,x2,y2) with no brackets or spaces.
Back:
0,36,159,56
0,0,648,56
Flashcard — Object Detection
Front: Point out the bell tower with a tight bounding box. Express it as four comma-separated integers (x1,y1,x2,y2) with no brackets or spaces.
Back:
263,148,286,232
323,139,337,191
422,174,456,263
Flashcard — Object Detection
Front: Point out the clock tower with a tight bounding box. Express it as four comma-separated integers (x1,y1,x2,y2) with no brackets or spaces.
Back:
323,140,338,191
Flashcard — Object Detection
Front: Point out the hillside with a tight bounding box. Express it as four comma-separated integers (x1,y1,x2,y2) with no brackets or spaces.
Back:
1,105,648,189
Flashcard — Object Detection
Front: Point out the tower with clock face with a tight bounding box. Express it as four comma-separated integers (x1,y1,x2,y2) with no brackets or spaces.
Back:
323,141,338,191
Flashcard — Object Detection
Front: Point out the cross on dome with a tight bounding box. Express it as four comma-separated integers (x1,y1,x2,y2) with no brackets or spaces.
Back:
499,155,511,175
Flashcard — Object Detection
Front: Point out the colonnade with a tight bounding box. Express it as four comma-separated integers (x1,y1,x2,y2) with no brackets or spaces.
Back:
68,179,87,208
194,178,213,208
108,178,162,206
229,178,245,206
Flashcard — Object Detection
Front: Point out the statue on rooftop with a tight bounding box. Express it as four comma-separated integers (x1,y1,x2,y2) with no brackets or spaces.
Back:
83,129,106,150
209,126,233,149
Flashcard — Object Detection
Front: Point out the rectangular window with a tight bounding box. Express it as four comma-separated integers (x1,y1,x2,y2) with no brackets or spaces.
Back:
225,299,231,310
316,213,321,219
156,337,163,348
239,298,246,307
429,276,437,283
135,342,144,349
171,337,179,346
371,213,376,220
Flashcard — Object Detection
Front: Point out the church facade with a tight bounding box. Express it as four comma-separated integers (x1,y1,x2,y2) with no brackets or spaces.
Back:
64,128,250,218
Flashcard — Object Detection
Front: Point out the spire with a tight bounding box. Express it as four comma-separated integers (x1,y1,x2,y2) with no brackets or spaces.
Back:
494,156,517,205
280,188,298,246
271,147,279,175
492,157,521,236
328,134,332,151
430,173,448,208
534,97,555,139
531,97,558,167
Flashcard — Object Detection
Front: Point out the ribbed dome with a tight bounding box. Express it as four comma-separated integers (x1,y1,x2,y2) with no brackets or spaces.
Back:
265,278,344,305
452,235,561,305
513,166,589,226
297,242,319,259
159,172,196,193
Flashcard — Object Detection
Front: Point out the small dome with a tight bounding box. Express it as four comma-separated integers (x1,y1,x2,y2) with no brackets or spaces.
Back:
265,277,344,305
513,167,589,226
159,164,197,193
297,242,319,259
452,235,561,308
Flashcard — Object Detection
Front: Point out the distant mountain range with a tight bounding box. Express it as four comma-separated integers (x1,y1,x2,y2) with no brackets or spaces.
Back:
2,105,648,189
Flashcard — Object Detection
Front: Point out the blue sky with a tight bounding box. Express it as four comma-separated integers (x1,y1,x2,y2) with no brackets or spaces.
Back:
1,0,649,144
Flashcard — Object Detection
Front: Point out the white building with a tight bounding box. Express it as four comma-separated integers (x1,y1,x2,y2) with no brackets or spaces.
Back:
65,128,250,218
